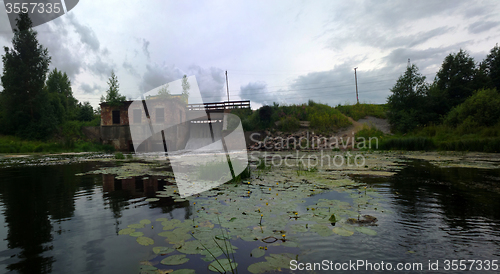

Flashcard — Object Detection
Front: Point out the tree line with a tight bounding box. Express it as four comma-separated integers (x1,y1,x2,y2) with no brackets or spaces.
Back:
0,13,125,140
387,45,500,133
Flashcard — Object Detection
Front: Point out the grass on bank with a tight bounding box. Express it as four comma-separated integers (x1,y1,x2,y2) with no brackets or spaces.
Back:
232,100,352,134
0,135,115,154
335,103,387,121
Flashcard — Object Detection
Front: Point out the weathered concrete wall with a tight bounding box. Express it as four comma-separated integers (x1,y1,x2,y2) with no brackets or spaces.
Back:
101,125,132,151
82,126,101,142
100,101,133,126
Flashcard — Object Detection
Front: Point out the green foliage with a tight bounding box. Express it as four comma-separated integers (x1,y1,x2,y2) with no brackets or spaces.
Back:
380,137,436,151
114,152,125,159
77,102,95,122
0,135,115,153
355,124,384,140
1,13,51,137
181,75,190,103
100,71,126,106
307,103,351,134
387,64,431,133
46,68,78,121
336,103,387,121
435,49,482,111
278,116,300,132
484,44,500,92
444,88,500,131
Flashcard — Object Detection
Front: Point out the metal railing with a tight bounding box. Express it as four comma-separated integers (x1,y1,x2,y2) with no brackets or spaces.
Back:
187,100,250,111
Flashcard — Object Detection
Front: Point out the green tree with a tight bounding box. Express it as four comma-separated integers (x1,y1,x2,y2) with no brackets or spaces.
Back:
387,64,429,133
77,102,94,122
435,49,478,110
0,13,51,137
100,71,126,106
157,83,171,99
484,44,500,91
45,68,78,122
181,75,190,103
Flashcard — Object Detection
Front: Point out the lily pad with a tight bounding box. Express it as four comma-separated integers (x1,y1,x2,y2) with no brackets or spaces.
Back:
355,226,377,236
145,198,159,202
251,248,265,258
177,240,203,255
129,232,144,237
118,228,135,235
208,259,238,272
140,219,152,225
152,246,175,255
171,269,196,274
160,254,189,265
332,226,354,236
137,236,155,246
248,253,296,274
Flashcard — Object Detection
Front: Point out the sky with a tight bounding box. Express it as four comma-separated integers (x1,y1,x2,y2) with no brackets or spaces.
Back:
0,0,499,110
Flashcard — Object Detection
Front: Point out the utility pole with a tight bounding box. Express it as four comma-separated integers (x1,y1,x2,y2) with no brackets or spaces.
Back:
225,71,230,102
354,67,359,104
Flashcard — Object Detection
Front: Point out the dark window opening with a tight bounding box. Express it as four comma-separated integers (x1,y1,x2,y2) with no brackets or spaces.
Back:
156,108,164,123
112,110,120,124
133,109,142,124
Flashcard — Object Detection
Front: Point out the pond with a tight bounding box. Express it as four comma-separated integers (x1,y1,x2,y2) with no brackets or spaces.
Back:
0,152,499,273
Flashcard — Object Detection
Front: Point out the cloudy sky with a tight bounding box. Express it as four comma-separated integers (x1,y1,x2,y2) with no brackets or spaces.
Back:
1,0,499,109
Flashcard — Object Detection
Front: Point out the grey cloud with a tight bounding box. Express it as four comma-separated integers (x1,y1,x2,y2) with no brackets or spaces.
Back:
187,65,226,103
384,41,475,70
139,63,183,93
238,82,280,106
66,13,100,52
36,21,83,80
468,21,500,34
123,61,139,77
87,56,115,78
142,39,150,60
325,1,468,51
80,83,102,94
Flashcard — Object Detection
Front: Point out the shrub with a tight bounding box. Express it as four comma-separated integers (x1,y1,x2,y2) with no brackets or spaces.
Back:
444,88,500,128
279,116,300,132
114,152,125,159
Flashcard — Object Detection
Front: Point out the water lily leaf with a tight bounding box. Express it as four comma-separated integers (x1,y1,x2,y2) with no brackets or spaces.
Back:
310,224,333,237
153,246,175,255
248,261,272,274
248,253,296,274
332,227,354,236
145,198,159,202
140,219,152,225
128,223,145,229
118,228,135,235
156,218,168,222
129,232,144,237
171,269,196,274
290,224,308,233
240,235,258,242
251,248,265,258
282,241,299,247
160,254,189,265
215,234,230,240
200,248,224,259
137,236,155,246
208,259,238,272
355,226,377,236
177,240,203,254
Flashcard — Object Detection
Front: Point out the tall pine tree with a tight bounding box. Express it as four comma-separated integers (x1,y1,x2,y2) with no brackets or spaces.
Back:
1,13,51,138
